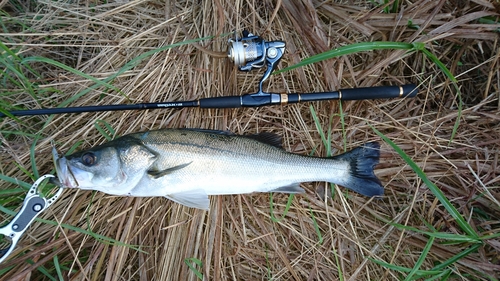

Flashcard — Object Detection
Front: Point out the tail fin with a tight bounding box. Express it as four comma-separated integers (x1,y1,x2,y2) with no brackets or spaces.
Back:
333,142,384,197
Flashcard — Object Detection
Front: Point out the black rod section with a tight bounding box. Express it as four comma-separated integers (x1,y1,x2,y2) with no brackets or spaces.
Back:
288,84,417,103
199,96,242,108
339,84,417,100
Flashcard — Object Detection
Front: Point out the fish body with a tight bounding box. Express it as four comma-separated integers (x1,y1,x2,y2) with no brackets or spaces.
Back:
54,129,383,209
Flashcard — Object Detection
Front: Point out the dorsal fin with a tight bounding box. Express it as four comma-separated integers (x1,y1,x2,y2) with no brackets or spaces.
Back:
185,128,282,148
244,132,282,148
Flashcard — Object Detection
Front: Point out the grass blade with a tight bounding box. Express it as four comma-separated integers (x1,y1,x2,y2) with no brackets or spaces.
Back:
269,193,294,223
418,47,462,143
94,119,116,141
276,41,416,74
309,207,323,244
369,257,441,275
53,255,64,281
405,236,435,280
22,56,121,101
430,244,481,272
0,174,30,189
423,269,452,281
309,105,329,150
280,41,462,144
380,219,480,243
184,257,203,280
35,265,57,281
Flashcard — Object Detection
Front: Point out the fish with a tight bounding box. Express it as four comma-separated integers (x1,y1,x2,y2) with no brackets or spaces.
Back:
53,128,384,210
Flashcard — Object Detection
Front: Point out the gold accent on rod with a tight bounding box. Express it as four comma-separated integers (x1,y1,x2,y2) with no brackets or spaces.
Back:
280,93,288,104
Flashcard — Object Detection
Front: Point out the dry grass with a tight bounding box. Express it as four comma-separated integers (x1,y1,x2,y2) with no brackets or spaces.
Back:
0,0,499,280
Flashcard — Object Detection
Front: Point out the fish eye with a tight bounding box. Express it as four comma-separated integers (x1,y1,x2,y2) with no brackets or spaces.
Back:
81,152,97,166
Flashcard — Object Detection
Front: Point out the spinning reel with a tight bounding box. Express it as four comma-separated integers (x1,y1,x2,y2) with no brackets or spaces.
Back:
228,30,286,94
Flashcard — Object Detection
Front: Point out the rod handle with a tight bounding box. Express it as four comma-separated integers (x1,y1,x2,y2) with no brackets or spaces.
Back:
339,84,417,100
199,96,242,108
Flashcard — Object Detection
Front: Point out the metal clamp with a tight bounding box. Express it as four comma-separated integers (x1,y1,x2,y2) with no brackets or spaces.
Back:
0,174,63,264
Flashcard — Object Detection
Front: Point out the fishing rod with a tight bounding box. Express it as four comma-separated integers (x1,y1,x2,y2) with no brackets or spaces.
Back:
0,30,417,118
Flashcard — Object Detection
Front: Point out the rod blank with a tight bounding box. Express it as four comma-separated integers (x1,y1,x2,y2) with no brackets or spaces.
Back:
0,84,417,117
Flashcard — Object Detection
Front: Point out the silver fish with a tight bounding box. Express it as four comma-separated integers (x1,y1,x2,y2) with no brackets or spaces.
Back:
53,129,383,210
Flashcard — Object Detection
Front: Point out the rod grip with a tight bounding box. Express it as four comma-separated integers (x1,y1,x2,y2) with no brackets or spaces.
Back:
339,84,417,100
199,96,242,108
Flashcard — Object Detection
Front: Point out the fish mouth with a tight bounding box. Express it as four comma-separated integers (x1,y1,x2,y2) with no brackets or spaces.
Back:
52,146,78,188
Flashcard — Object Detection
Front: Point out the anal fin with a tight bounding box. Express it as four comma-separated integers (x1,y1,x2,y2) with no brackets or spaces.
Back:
166,189,210,210
270,184,305,194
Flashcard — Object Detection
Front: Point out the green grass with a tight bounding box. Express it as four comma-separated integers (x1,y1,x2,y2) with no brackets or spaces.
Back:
52,255,64,281
308,207,324,245
269,193,295,223
184,257,203,280
367,127,489,280
94,119,117,141
367,0,401,13
373,127,478,239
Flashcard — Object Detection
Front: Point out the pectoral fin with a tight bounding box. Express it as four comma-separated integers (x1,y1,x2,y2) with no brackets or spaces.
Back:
147,162,192,179
166,189,210,210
